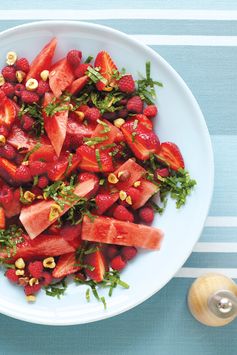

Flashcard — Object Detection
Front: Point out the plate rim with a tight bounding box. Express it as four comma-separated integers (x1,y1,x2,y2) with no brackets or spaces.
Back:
0,20,214,326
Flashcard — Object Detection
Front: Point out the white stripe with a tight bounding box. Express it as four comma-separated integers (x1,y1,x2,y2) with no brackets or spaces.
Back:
205,217,237,227
2,9,237,21
176,268,237,278
131,35,237,46
193,243,237,253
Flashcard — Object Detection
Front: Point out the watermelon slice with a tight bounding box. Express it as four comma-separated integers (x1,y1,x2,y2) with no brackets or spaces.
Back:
20,179,97,239
49,58,74,98
67,75,89,95
43,93,68,156
132,179,159,209
26,38,57,81
113,158,146,190
82,215,163,250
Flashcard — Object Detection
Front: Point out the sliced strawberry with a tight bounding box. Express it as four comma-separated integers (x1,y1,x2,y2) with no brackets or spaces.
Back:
84,248,108,282
91,119,118,149
49,58,74,98
67,75,89,95
121,119,160,160
0,207,5,229
26,38,57,81
156,142,184,171
47,152,80,181
64,118,94,149
95,192,119,215
7,125,37,152
4,188,21,218
52,252,81,278
0,157,17,182
0,97,16,128
77,145,113,172
29,143,57,163
94,51,118,91
134,114,153,130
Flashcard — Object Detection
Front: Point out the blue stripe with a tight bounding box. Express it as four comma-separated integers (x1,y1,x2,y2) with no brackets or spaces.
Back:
200,227,237,242
185,252,237,268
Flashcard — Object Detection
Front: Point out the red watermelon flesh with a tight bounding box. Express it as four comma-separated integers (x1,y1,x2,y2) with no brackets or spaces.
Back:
82,215,163,250
7,125,37,152
67,75,89,95
26,38,57,81
52,252,81,278
43,93,68,156
132,179,159,209
20,179,97,239
113,159,146,190
49,58,74,98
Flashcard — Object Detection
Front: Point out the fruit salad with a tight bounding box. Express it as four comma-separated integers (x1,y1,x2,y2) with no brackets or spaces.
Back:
0,38,196,305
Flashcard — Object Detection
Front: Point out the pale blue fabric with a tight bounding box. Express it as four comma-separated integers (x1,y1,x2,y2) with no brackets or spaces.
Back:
0,1,237,354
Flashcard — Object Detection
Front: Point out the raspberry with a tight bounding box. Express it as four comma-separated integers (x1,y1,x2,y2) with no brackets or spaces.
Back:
41,271,53,286
121,246,137,261
15,58,30,73
155,168,169,179
37,175,49,189
75,63,91,78
14,83,25,97
21,114,34,131
5,269,19,283
28,261,43,278
2,66,16,82
110,255,126,271
21,90,39,104
1,83,15,97
118,74,135,94
138,206,154,224
126,96,143,113
84,107,101,122
24,283,41,296
15,165,32,183
67,49,82,68
119,98,128,106
143,104,158,118
113,205,134,223
106,245,120,260
0,186,13,205
0,90,6,101
37,80,50,96
0,144,16,160
117,108,128,118
102,111,117,121
29,161,47,176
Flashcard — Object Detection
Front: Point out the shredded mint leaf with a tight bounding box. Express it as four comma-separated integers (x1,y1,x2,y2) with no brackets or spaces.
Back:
85,55,93,64
0,225,23,258
44,279,67,299
136,61,163,104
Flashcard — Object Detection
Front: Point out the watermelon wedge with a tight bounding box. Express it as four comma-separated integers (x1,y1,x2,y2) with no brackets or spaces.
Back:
114,158,146,190
67,75,89,95
26,38,57,81
20,179,97,239
43,93,68,156
82,215,163,250
49,58,74,98
132,179,159,209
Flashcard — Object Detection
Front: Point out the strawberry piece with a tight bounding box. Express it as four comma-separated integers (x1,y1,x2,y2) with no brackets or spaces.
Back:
143,105,158,118
110,255,126,271
2,188,21,218
84,249,108,283
91,119,118,148
15,165,32,183
0,144,16,160
7,125,36,152
77,145,113,172
121,119,160,160
94,51,118,91
135,114,153,130
64,118,94,149
0,157,17,182
47,153,80,181
0,207,6,229
82,215,163,250
120,246,137,261
37,176,49,189
0,97,16,128
29,161,47,176
156,142,184,171
75,63,91,78
28,261,44,278
43,93,68,156
113,205,134,223
26,37,57,81
138,206,154,224
20,179,97,239
118,74,135,93
155,167,169,179
67,75,89,95
95,193,119,215
53,252,81,278
5,269,19,283
49,58,74,98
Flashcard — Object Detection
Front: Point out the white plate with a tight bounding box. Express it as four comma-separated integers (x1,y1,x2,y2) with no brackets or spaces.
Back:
0,21,214,325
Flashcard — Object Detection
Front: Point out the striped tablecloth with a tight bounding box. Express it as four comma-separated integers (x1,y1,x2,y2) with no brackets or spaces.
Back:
0,1,237,354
